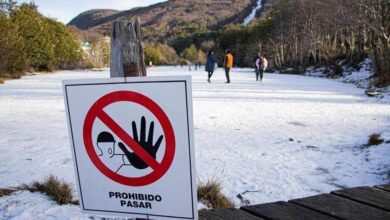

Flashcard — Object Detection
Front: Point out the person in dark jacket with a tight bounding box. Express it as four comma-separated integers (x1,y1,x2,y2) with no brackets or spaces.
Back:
206,51,216,83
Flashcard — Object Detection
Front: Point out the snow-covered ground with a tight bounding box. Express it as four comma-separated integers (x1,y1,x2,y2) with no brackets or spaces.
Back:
1,66,390,219
306,58,390,101
243,0,263,25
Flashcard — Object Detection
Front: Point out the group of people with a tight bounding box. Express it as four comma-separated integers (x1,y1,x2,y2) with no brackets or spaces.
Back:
205,50,268,83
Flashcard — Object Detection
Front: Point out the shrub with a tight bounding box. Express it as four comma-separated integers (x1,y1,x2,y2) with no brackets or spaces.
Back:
19,175,78,205
366,133,384,147
0,188,16,197
197,180,234,209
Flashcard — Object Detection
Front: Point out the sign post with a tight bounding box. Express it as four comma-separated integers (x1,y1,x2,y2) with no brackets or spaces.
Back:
63,76,197,219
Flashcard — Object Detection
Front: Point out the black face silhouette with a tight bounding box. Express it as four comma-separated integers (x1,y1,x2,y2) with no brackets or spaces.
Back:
118,116,164,169
96,131,116,157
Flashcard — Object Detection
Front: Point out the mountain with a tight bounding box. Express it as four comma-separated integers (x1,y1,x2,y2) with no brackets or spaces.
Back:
68,0,263,42
68,9,120,30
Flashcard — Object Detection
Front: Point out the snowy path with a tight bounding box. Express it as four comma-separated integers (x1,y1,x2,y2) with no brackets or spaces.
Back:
1,67,389,218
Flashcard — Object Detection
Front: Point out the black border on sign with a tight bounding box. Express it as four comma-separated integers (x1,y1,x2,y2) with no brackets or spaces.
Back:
65,80,195,219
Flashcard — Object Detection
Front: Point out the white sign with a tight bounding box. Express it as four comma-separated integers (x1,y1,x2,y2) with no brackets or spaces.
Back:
63,76,197,220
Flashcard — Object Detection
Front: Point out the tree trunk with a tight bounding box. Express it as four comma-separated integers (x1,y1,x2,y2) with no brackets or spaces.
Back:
110,19,146,78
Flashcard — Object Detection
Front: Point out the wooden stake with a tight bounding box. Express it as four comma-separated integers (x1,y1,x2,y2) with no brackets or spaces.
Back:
110,18,146,78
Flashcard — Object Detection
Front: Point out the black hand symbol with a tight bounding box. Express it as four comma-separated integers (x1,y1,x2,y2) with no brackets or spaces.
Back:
118,116,164,169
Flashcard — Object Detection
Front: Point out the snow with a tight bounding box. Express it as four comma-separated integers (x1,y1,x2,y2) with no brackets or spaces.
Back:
243,0,263,25
306,59,390,102
0,191,85,220
1,66,390,219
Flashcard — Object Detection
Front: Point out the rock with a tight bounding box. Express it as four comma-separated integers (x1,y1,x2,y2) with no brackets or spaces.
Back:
365,89,381,97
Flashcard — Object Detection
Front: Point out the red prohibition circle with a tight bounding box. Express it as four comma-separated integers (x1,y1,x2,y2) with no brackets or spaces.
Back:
83,91,175,186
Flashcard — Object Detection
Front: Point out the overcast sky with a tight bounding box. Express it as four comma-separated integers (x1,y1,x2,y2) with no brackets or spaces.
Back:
18,0,166,24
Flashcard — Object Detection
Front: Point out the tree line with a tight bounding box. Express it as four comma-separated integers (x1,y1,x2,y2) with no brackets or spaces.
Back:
0,1,80,78
160,0,389,87
216,0,389,86
252,0,390,86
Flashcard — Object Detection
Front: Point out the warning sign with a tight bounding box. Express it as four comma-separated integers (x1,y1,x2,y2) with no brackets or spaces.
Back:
63,76,197,219
83,91,176,187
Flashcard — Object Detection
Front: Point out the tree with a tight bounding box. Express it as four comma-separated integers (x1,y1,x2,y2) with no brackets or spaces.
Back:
182,44,198,63
0,13,26,75
159,44,178,65
356,0,390,86
144,43,163,65
11,3,55,71
144,43,178,65
44,18,81,69
0,0,17,16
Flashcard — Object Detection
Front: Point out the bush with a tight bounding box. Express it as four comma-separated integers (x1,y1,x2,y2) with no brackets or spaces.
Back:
197,180,234,209
0,188,16,197
366,133,384,147
19,175,78,205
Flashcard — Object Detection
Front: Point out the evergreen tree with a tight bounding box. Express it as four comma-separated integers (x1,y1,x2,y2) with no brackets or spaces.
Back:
11,3,55,71
0,0,17,16
44,18,80,69
0,13,26,75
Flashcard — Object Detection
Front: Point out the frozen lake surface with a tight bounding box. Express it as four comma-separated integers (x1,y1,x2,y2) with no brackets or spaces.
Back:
1,66,389,219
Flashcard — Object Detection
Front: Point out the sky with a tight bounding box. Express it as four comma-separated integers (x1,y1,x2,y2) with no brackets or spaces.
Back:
18,0,166,24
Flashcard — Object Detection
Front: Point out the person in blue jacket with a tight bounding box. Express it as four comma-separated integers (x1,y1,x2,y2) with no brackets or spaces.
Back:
206,51,216,83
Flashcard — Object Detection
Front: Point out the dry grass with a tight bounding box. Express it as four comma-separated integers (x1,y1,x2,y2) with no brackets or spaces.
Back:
366,133,385,147
0,188,16,197
0,73,24,84
19,175,78,205
197,180,234,209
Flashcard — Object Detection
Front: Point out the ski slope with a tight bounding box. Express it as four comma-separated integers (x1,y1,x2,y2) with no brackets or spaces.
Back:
1,66,389,219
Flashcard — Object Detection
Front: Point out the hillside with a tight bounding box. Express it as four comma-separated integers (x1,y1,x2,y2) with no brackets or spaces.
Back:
68,0,261,42
68,8,135,30
68,9,119,30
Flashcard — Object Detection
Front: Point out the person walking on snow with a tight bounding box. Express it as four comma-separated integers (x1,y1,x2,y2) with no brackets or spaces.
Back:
256,54,268,81
206,51,216,83
224,49,233,83
186,60,192,71
254,54,260,80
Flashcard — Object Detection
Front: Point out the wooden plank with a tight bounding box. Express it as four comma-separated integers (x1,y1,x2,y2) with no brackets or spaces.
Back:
241,201,337,220
375,184,390,192
199,208,264,220
332,186,390,211
290,193,390,220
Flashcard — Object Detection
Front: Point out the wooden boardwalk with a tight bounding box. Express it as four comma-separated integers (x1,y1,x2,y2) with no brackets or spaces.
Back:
199,184,390,220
